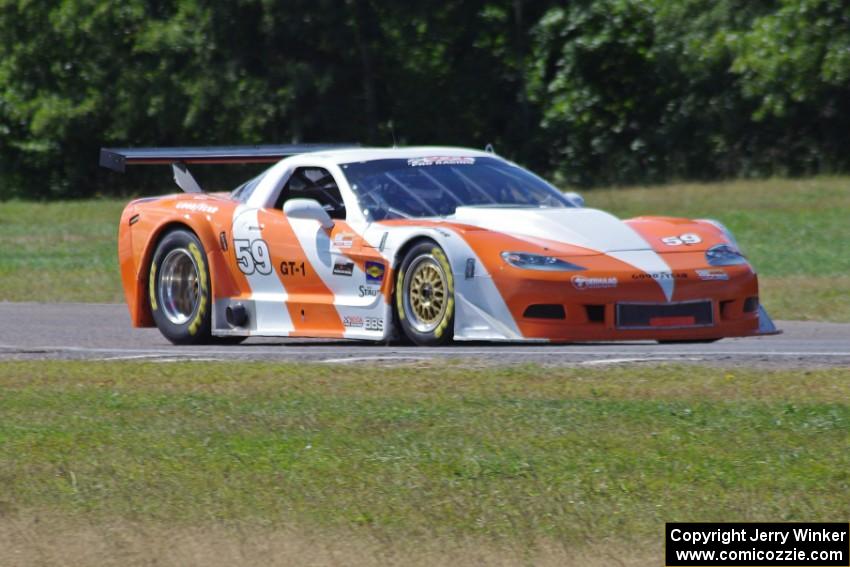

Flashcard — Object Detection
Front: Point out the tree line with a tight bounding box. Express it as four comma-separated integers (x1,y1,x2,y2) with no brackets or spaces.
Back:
1,0,848,199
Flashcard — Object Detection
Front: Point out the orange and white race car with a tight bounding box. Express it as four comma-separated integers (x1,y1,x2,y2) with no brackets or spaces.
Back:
101,145,778,345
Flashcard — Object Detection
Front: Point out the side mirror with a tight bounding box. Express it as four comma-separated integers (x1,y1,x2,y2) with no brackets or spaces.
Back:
283,198,334,229
564,191,585,208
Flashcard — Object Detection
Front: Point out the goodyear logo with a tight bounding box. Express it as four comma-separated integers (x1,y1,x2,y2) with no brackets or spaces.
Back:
365,261,385,284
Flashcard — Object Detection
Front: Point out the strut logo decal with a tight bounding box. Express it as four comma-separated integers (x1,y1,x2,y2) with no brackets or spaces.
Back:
571,275,618,290
365,261,385,284
359,285,380,298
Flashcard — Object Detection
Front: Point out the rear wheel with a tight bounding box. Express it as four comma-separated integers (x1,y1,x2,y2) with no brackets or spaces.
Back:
149,229,213,345
395,241,455,346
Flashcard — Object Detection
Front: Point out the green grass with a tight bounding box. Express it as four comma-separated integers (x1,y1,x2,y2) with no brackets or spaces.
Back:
0,199,126,302
0,176,848,319
1,361,848,553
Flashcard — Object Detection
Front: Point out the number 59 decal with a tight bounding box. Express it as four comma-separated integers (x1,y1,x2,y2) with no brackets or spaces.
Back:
234,239,273,275
661,233,702,246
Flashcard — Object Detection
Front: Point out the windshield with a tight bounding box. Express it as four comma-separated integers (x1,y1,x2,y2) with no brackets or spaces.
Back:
341,157,572,220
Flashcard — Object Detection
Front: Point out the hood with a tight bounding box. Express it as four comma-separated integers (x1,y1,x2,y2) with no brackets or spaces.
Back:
451,206,652,253
450,206,678,301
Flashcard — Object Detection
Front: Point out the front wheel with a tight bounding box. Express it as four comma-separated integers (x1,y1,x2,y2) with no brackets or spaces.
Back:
394,241,455,346
148,229,213,345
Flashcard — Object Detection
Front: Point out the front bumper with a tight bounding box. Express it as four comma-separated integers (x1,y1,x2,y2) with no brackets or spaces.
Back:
467,261,777,342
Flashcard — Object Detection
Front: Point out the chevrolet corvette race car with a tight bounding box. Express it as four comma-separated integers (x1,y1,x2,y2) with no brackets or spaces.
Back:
100,144,778,345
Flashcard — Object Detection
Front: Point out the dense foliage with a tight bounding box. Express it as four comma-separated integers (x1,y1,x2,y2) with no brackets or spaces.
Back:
1,0,849,198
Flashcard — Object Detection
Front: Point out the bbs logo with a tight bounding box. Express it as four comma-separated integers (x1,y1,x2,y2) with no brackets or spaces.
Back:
365,317,383,332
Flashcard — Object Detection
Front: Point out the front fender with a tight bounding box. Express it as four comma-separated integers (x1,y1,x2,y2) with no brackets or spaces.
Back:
366,222,524,341
624,216,738,253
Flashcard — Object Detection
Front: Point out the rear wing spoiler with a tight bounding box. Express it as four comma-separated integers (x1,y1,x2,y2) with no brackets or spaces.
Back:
99,144,357,173
99,143,358,193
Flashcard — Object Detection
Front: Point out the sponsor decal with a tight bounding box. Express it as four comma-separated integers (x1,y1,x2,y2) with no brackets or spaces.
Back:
333,261,354,277
358,285,380,298
176,201,219,214
365,261,385,284
343,315,384,331
696,268,729,281
571,275,618,290
186,243,209,336
661,233,702,246
408,156,475,167
333,233,354,249
279,260,307,276
631,272,688,281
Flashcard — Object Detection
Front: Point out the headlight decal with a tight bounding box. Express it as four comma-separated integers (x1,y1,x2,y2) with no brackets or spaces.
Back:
501,251,586,272
705,244,747,266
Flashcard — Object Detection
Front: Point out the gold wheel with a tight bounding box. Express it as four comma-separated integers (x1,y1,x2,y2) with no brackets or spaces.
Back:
402,254,448,333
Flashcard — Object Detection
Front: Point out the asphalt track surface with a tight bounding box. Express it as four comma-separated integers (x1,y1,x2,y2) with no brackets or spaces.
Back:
1,302,848,368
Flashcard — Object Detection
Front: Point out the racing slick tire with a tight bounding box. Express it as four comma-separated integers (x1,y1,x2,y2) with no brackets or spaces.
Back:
395,241,455,346
148,228,214,345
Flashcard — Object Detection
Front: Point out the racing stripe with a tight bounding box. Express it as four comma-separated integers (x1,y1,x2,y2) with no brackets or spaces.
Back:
607,250,674,302
447,207,677,301
286,219,390,339
256,209,345,337
232,205,294,334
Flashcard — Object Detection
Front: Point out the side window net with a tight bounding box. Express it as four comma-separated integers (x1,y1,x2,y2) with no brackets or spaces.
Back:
276,167,346,220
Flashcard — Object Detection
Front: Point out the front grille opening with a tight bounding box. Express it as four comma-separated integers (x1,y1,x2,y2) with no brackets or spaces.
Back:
743,296,759,313
523,304,566,320
585,304,605,323
720,300,735,319
617,301,713,329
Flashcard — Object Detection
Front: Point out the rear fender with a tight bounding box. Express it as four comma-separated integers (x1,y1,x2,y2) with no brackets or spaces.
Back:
120,207,239,328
